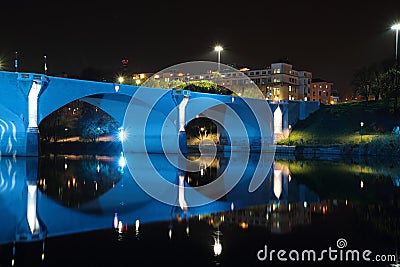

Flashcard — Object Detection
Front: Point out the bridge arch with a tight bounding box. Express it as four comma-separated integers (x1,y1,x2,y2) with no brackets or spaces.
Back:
38,76,140,125
38,99,123,146
185,92,274,150
185,117,227,146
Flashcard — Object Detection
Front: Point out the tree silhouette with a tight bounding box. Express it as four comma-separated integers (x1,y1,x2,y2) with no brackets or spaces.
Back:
78,103,119,142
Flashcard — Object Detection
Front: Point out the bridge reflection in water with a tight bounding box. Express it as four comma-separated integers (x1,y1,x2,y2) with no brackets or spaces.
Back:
0,152,318,243
0,153,399,266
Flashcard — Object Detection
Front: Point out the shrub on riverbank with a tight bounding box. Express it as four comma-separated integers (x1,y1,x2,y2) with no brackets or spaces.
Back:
359,135,400,156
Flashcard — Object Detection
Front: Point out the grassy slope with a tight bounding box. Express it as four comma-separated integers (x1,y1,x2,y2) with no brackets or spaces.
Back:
278,100,398,146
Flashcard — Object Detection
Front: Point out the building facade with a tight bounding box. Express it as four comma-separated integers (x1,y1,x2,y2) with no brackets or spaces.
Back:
310,78,338,104
244,62,312,101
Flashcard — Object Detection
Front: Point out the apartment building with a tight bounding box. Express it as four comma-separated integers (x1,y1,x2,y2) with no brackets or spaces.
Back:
310,78,337,104
244,62,312,101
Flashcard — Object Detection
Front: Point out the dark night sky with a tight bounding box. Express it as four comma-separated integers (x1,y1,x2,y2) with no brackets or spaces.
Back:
2,0,400,95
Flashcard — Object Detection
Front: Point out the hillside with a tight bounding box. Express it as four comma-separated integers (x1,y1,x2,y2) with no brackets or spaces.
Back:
279,100,399,145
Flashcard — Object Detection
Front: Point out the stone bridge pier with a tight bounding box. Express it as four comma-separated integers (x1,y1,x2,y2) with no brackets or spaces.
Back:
0,72,49,157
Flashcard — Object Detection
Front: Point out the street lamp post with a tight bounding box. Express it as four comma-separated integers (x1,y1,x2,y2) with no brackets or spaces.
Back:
43,55,47,75
392,23,400,113
360,122,364,143
392,24,400,63
214,45,223,73
15,51,18,72
288,124,292,145
199,127,206,140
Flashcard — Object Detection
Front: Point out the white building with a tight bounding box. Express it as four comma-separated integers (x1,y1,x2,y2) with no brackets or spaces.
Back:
244,62,312,101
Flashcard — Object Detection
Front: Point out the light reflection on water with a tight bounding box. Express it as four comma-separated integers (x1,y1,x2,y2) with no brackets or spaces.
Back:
0,153,399,266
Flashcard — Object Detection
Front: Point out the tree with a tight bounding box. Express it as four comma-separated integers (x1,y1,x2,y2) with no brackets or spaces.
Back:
175,80,231,95
39,109,63,142
380,68,400,113
141,76,162,87
369,62,386,101
78,103,119,142
352,66,373,102
351,59,400,114
39,101,83,142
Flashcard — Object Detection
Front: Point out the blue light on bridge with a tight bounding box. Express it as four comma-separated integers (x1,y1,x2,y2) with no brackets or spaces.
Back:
118,153,126,169
117,127,126,143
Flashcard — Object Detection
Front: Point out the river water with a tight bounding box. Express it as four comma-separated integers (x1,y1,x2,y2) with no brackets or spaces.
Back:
0,152,399,266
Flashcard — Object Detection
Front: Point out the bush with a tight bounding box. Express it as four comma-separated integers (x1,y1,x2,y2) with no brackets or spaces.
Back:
359,135,400,156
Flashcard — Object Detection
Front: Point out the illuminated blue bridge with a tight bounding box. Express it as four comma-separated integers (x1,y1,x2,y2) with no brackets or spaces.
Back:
0,71,319,156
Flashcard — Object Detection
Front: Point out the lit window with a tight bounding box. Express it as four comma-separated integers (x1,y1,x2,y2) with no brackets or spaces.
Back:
274,69,281,74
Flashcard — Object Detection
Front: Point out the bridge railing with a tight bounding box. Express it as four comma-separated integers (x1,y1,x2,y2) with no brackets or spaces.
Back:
18,73,48,83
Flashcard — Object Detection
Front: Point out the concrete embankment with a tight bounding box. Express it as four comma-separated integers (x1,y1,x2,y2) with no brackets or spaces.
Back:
275,145,385,158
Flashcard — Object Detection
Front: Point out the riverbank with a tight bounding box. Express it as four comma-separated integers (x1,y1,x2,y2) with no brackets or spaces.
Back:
272,100,400,158
276,141,400,158
41,140,400,159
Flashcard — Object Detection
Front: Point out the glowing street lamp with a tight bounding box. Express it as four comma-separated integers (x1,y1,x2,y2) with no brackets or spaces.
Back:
360,121,364,142
43,55,47,75
392,24,400,113
214,45,223,72
391,23,400,63
118,76,124,84
118,127,126,143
